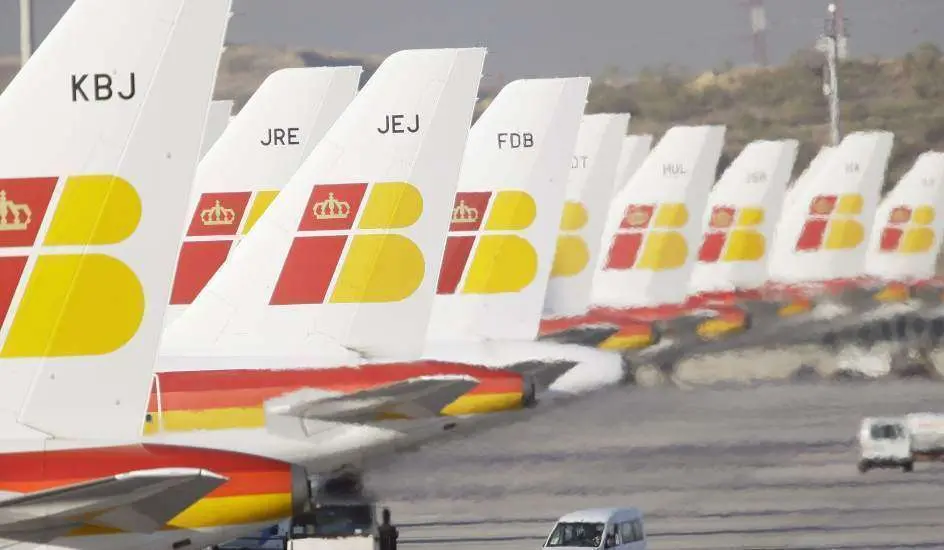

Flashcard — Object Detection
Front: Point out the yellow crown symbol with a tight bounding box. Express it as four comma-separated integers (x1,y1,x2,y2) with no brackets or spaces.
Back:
313,192,351,220
451,200,479,224
0,190,32,232
200,200,236,226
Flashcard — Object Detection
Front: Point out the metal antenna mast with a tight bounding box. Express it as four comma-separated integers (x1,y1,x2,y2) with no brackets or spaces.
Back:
821,2,845,146
747,0,768,66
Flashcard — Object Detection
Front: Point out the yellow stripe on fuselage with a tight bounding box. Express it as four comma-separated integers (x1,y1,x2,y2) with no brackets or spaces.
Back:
144,391,523,433
67,493,293,536
598,334,653,351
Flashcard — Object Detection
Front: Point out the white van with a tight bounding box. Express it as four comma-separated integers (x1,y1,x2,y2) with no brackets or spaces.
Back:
858,416,912,472
543,508,646,550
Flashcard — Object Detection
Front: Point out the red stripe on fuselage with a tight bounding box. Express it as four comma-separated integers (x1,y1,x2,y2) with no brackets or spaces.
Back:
151,362,522,412
0,444,292,497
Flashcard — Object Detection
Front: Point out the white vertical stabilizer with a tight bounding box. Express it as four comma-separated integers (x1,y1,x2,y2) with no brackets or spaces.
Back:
0,0,231,439
543,114,628,317
161,49,486,362
611,134,653,197
689,139,798,293
865,151,944,281
163,66,361,329
770,131,894,284
200,100,234,158
592,125,726,308
425,78,590,344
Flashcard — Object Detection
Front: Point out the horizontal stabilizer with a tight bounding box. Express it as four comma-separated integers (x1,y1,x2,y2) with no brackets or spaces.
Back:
266,375,480,424
657,312,715,336
502,360,579,390
739,300,787,320
537,325,619,347
913,286,944,306
0,468,226,537
834,286,880,308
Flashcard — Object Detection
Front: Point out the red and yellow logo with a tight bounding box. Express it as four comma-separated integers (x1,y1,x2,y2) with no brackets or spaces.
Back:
698,205,765,263
0,176,143,357
550,201,590,278
437,190,537,294
271,182,423,304
879,204,935,254
171,190,279,304
604,203,689,271
795,193,865,252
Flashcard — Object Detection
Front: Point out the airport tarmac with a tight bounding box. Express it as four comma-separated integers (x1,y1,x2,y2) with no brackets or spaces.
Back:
368,373,944,549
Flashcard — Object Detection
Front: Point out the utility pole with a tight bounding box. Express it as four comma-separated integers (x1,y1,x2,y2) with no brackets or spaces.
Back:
19,0,33,67
822,2,843,146
747,0,768,66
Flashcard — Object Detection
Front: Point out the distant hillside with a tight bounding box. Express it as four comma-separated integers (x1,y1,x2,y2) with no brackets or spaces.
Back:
218,42,944,189
3,42,944,187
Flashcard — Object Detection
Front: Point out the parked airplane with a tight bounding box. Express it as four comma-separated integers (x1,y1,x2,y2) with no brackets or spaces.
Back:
0,2,312,549
153,74,617,500
540,125,729,351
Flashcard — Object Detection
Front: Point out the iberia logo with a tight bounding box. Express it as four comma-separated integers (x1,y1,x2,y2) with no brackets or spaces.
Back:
550,201,590,278
698,205,765,262
437,190,537,294
604,203,689,270
795,193,865,251
0,176,143,357
171,190,279,304
271,182,423,304
879,204,936,254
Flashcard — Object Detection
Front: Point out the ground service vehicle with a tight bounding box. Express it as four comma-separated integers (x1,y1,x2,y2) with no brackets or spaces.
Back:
858,413,944,472
287,502,378,550
544,508,647,550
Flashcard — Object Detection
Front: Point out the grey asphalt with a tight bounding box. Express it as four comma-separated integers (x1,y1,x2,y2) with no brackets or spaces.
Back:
366,374,944,550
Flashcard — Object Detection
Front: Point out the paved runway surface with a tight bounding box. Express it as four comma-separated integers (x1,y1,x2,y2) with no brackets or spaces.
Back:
367,376,944,549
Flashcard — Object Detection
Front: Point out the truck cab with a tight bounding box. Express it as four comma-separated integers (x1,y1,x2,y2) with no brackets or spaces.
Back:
858,416,912,473
286,502,378,550
543,508,646,550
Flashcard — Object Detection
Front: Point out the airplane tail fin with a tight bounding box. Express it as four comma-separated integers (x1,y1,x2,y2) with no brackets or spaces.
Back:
164,66,361,328
611,134,653,197
865,151,944,281
770,131,894,284
690,139,798,293
0,0,231,439
200,100,234,158
544,114,629,317
427,77,590,343
591,125,726,309
162,49,486,362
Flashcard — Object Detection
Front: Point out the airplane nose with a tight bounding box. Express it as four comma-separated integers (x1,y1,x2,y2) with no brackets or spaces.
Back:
291,464,311,515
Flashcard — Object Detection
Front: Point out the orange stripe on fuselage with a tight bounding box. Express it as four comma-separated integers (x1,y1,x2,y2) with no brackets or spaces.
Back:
150,362,522,412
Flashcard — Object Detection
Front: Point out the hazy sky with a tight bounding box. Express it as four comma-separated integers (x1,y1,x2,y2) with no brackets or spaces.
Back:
2,0,943,78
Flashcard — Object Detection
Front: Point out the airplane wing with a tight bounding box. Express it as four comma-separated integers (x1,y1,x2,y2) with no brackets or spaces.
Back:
502,360,579,390
0,468,226,538
538,325,619,347
265,375,480,424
